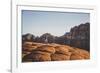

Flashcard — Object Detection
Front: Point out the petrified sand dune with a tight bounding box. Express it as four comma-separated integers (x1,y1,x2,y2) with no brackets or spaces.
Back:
22,46,37,52
54,46,69,55
32,53,51,61
34,45,55,54
51,53,71,61
22,42,90,62
23,51,51,62
70,48,90,60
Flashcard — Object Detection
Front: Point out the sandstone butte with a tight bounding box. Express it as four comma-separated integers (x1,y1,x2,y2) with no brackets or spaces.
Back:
22,42,90,62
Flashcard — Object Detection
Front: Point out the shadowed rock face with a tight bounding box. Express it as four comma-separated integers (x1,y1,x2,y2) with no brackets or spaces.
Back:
69,22,90,51
22,42,90,62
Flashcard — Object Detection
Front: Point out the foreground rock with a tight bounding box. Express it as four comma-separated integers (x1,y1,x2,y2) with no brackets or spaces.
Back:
22,42,90,62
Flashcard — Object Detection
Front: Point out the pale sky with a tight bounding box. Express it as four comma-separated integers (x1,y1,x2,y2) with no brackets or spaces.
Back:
22,10,90,36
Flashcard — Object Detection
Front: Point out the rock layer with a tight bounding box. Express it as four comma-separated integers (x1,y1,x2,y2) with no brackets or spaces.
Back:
22,42,90,62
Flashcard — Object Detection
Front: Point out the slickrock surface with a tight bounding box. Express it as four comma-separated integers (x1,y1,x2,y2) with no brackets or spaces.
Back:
22,42,90,62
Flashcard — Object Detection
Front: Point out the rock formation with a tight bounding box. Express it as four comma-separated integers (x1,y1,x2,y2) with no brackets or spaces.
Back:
22,22,90,52
22,42,90,62
69,22,90,51
22,33,35,42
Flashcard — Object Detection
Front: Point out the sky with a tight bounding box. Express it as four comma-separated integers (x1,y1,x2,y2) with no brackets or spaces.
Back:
22,10,90,36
